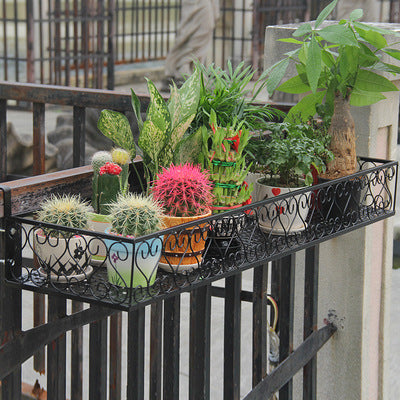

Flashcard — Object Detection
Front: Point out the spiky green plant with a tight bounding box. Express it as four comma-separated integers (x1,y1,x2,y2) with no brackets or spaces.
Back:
108,193,164,237
37,194,90,236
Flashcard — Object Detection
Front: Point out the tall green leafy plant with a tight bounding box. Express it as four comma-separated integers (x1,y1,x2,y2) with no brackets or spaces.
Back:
266,0,400,120
264,0,400,177
97,69,202,192
189,61,283,134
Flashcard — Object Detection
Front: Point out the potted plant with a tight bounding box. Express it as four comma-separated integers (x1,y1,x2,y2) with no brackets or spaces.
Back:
97,68,202,193
252,122,333,233
187,60,284,134
34,194,92,281
88,148,130,265
151,163,213,273
264,0,400,179
105,193,165,288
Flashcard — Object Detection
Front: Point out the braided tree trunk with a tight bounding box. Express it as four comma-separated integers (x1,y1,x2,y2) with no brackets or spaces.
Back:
321,93,357,179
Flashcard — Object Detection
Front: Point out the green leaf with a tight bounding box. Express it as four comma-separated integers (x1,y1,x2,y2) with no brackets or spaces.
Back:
338,46,359,83
173,127,204,165
383,48,400,61
349,9,363,21
349,88,386,106
354,26,387,50
318,25,359,47
97,110,136,159
278,38,304,44
293,23,312,38
307,35,322,93
374,61,400,74
315,0,338,29
278,75,311,94
354,21,400,37
285,91,326,123
358,42,380,67
130,89,143,132
354,69,398,92
321,48,336,68
266,58,290,95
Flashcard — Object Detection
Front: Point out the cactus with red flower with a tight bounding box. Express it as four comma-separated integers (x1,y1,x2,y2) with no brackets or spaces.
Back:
91,148,130,215
151,163,213,217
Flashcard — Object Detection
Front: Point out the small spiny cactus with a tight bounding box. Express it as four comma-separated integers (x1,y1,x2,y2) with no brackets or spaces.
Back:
151,163,213,217
108,193,164,237
37,194,90,235
91,149,131,214
91,151,113,174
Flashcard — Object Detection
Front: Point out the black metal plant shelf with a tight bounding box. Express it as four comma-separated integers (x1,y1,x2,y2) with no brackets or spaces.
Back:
3,157,398,311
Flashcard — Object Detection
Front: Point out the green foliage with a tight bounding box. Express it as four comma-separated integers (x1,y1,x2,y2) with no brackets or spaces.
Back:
200,115,253,213
264,0,400,122
246,122,334,187
97,69,201,192
189,61,284,134
37,194,90,236
108,193,164,237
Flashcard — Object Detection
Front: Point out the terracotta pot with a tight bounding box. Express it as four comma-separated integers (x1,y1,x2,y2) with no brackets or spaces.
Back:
255,178,310,234
159,209,212,273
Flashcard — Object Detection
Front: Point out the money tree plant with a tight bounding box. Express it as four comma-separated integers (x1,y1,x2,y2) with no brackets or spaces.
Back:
265,0,400,178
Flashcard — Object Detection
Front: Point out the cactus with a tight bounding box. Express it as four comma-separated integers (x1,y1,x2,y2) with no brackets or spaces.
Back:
37,194,90,235
111,148,130,195
91,149,130,214
108,193,164,237
151,163,213,217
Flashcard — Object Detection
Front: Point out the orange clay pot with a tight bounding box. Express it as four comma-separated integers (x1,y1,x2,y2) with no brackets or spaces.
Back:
159,209,212,272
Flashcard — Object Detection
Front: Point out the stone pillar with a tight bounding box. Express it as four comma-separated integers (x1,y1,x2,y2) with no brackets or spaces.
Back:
265,22,400,400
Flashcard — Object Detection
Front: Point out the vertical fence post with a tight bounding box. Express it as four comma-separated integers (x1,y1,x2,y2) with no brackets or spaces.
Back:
189,284,211,400
47,296,67,400
107,0,115,90
252,263,268,387
71,301,84,400
89,306,108,400
303,245,319,400
150,301,163,400
224,274,242,400
128,307,146,400
1,187,22,400
73,106,86,167
26,0,35,83
109,312,122,400
0,99,7,182
277,254,295,400
163,296,181,400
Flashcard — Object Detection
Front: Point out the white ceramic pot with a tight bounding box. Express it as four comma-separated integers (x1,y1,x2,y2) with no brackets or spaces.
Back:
87,212,112,266
255,178,310,234
104,231,163,288
33,229,92,281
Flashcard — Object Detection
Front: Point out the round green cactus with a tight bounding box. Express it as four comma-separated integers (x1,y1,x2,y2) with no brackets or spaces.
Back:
91,151,113,174
108,193,164,237
37,194,90,233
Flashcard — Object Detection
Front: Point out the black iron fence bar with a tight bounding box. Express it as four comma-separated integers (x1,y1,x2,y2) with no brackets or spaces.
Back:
149,301,163,399
303,245,319,400
242,324,337,400
0,305,118,382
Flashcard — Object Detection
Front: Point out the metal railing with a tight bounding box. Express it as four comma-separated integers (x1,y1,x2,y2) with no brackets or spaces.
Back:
0,82,397,400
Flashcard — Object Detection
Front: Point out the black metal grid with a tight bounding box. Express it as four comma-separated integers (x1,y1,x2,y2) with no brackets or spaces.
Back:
4,157,397,311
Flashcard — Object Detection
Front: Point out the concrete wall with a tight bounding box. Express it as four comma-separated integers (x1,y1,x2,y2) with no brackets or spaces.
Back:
265,22,400,400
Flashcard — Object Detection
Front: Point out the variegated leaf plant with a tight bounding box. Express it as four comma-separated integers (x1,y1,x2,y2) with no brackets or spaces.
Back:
97,68,201,193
